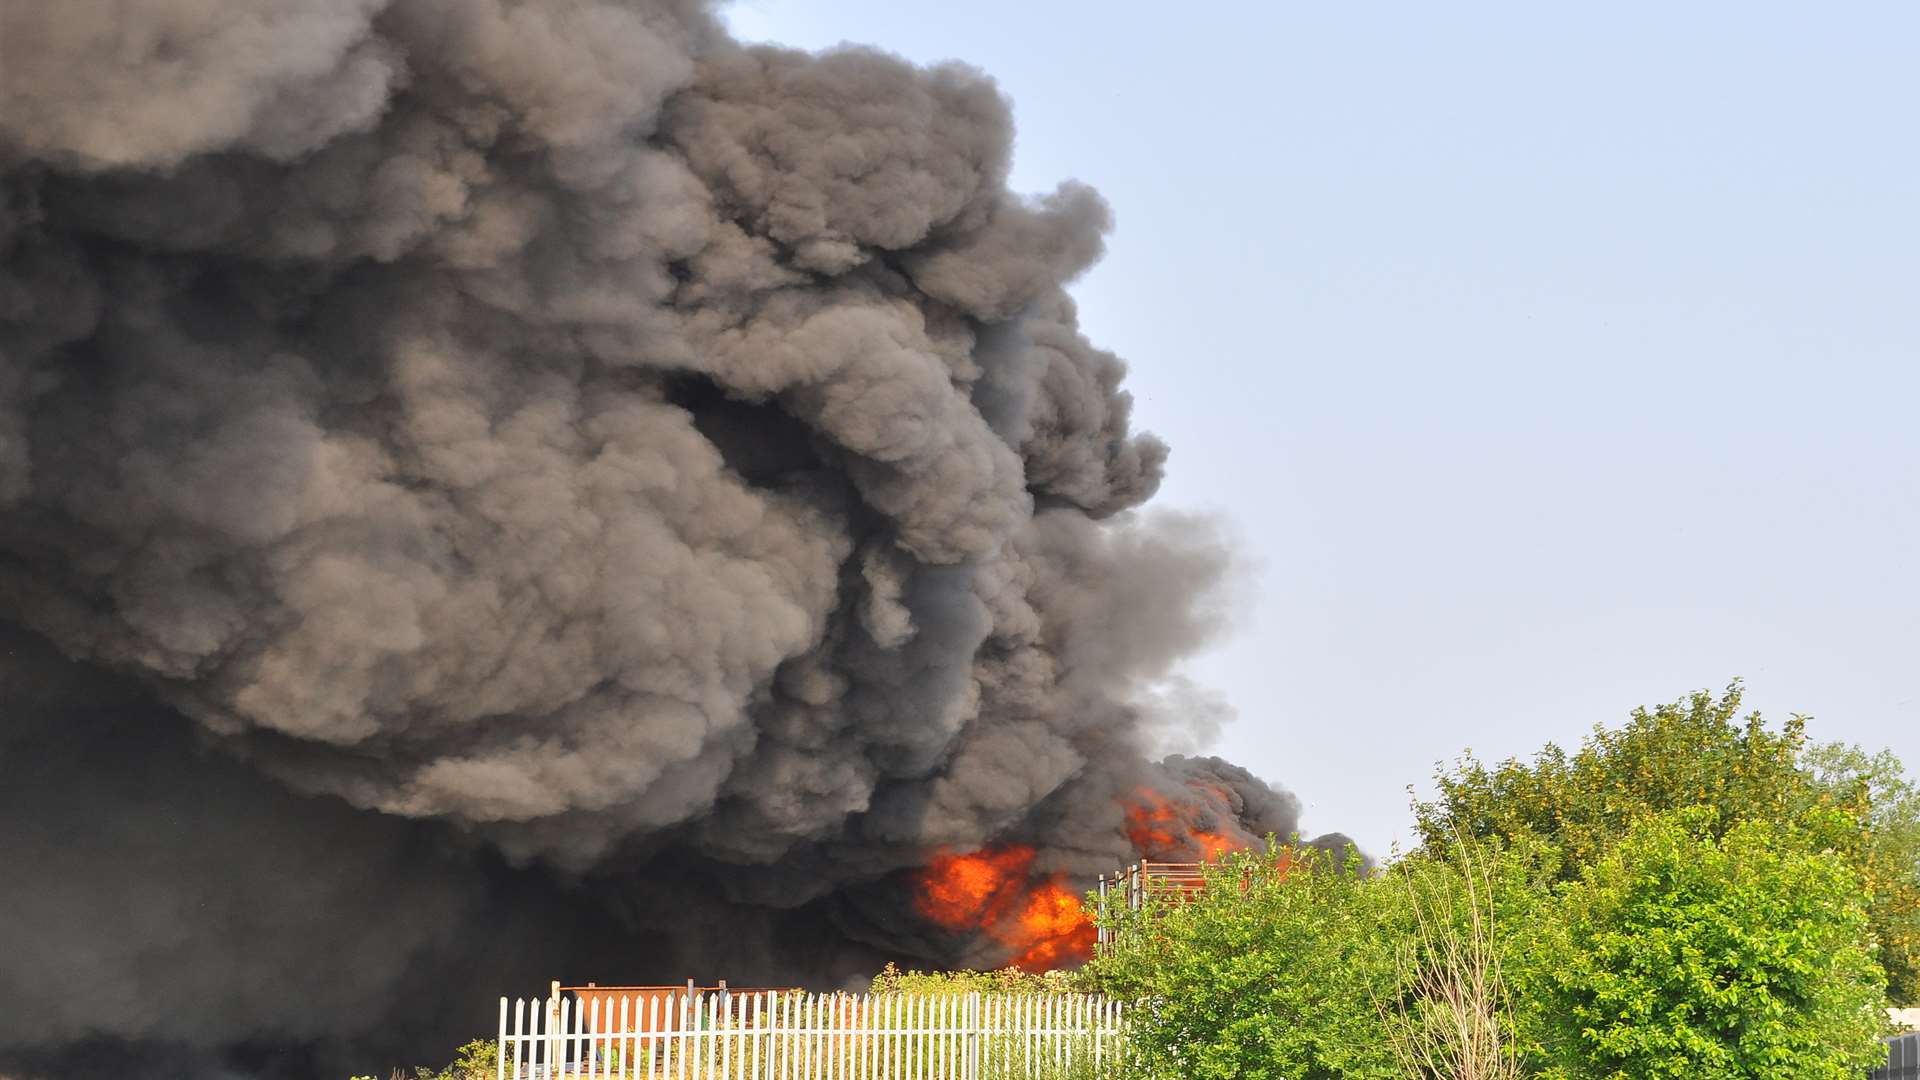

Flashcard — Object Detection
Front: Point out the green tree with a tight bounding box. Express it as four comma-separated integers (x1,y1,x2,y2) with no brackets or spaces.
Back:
1415,683,1918,1002
1803,741,1920,1004
1414,685,1830,872
1084,844,1400,1080
1087,836,1563,1080
1520,810,1886,1079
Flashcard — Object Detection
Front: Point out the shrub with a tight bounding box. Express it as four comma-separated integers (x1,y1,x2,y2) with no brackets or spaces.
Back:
1521,810,1887,1079
1085,842,1399,1080
869,962,1083,996
1804,742,1920,1005
1415,684,1920,1003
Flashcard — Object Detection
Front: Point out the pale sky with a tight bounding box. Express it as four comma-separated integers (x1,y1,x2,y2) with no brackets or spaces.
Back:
722,1,1920,856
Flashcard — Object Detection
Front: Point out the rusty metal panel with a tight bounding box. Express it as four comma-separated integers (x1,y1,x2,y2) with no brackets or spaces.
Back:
562,984,801,1033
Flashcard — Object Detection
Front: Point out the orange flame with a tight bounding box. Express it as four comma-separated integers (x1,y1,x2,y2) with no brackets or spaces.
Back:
916,846,1033,931
910,779,1270,969
1193,831,1239,860
1009,879,1097,970
1123,785,1256,861
914,846,1094,972
1123,789,1183,852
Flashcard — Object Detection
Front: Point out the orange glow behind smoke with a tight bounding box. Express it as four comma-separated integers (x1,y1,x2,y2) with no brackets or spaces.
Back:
915,846,1033,931
1193,831,1238,860
1010,879,1097,970
912,782,1263,970
915,846,1093,971
1124,786,1256,861
1123,791,1182,852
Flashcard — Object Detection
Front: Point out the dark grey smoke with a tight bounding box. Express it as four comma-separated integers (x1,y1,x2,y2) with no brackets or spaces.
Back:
0,1,1349,1074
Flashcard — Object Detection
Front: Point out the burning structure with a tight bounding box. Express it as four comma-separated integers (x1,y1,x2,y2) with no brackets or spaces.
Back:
0,1,1354,1076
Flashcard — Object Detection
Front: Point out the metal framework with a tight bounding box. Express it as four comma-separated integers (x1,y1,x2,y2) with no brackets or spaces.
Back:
1093,862,1209,946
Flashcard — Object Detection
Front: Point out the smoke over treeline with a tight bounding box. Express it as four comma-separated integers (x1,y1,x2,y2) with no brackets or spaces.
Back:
0,2,1349,1075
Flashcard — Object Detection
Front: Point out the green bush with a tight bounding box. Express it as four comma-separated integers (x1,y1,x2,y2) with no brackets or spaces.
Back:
1083,691,1903,1080
869,962,1085,996
1518,810,1888,1079
1415,684,1920,1003
427,1039,497,1080
1804,742,1920,1005
1085,843,1401,1080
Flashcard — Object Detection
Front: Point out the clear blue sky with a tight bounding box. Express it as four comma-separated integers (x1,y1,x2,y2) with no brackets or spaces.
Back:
723,1,1920,855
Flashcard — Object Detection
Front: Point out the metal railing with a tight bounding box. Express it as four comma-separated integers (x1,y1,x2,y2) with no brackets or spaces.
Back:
1093,862,1208,946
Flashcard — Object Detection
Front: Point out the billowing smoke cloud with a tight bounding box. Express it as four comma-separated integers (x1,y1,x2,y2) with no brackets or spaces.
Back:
0,1,1351,1075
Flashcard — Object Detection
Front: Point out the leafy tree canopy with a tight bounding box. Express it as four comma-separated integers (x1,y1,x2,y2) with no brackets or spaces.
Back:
1085,845,1400,1080
1518,810,1887,1079
1414,683,1920,1003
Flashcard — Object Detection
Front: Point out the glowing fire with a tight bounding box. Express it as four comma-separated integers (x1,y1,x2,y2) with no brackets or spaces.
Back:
1193,831,1238,860
916,846,1032,931
1009,879,1097,970
914,846,1095,972
1123,792,1182,852
910,781,1268,969
1123,786,1256,861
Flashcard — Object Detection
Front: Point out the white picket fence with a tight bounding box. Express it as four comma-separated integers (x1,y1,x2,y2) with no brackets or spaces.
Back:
495,990,1127,1080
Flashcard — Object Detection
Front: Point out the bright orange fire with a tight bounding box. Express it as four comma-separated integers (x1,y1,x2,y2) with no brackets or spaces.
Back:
1123,791,1182,852
1009,879,1097,970
1124,786,1256,861
914,846,1095,972
1193,831,1239,860
911,781,1268,970
916,846,1033,931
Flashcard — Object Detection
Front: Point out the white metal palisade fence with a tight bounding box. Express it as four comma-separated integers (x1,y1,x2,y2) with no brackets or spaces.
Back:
496,989,1128,1080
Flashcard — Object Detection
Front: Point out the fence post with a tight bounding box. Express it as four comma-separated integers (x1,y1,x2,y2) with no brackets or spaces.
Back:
966,992,980,1080
752,992,764,1080
1096,874,1108,948
548,983,562,1079
496,998,508,1080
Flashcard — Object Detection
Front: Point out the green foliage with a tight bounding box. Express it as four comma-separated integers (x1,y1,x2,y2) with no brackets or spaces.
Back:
1376,837,1536,1080
1414,684,1834,874
869,962,1084,996
421,1039,497,1080
1084,843,1401,1080
1803,741,1920,1004
350,1038,496,1080
1085,838,1562,1080
1082,687,1905,1079
1415,682,1919,1002
856,965,1119,1077
979,1034,1133,1080
1517,810,1887,1079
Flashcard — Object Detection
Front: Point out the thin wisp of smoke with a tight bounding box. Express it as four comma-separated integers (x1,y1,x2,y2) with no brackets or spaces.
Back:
0,2,1352,1075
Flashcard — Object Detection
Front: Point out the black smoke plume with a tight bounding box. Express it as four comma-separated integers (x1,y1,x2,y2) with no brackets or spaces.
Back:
0,2,1352,1075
